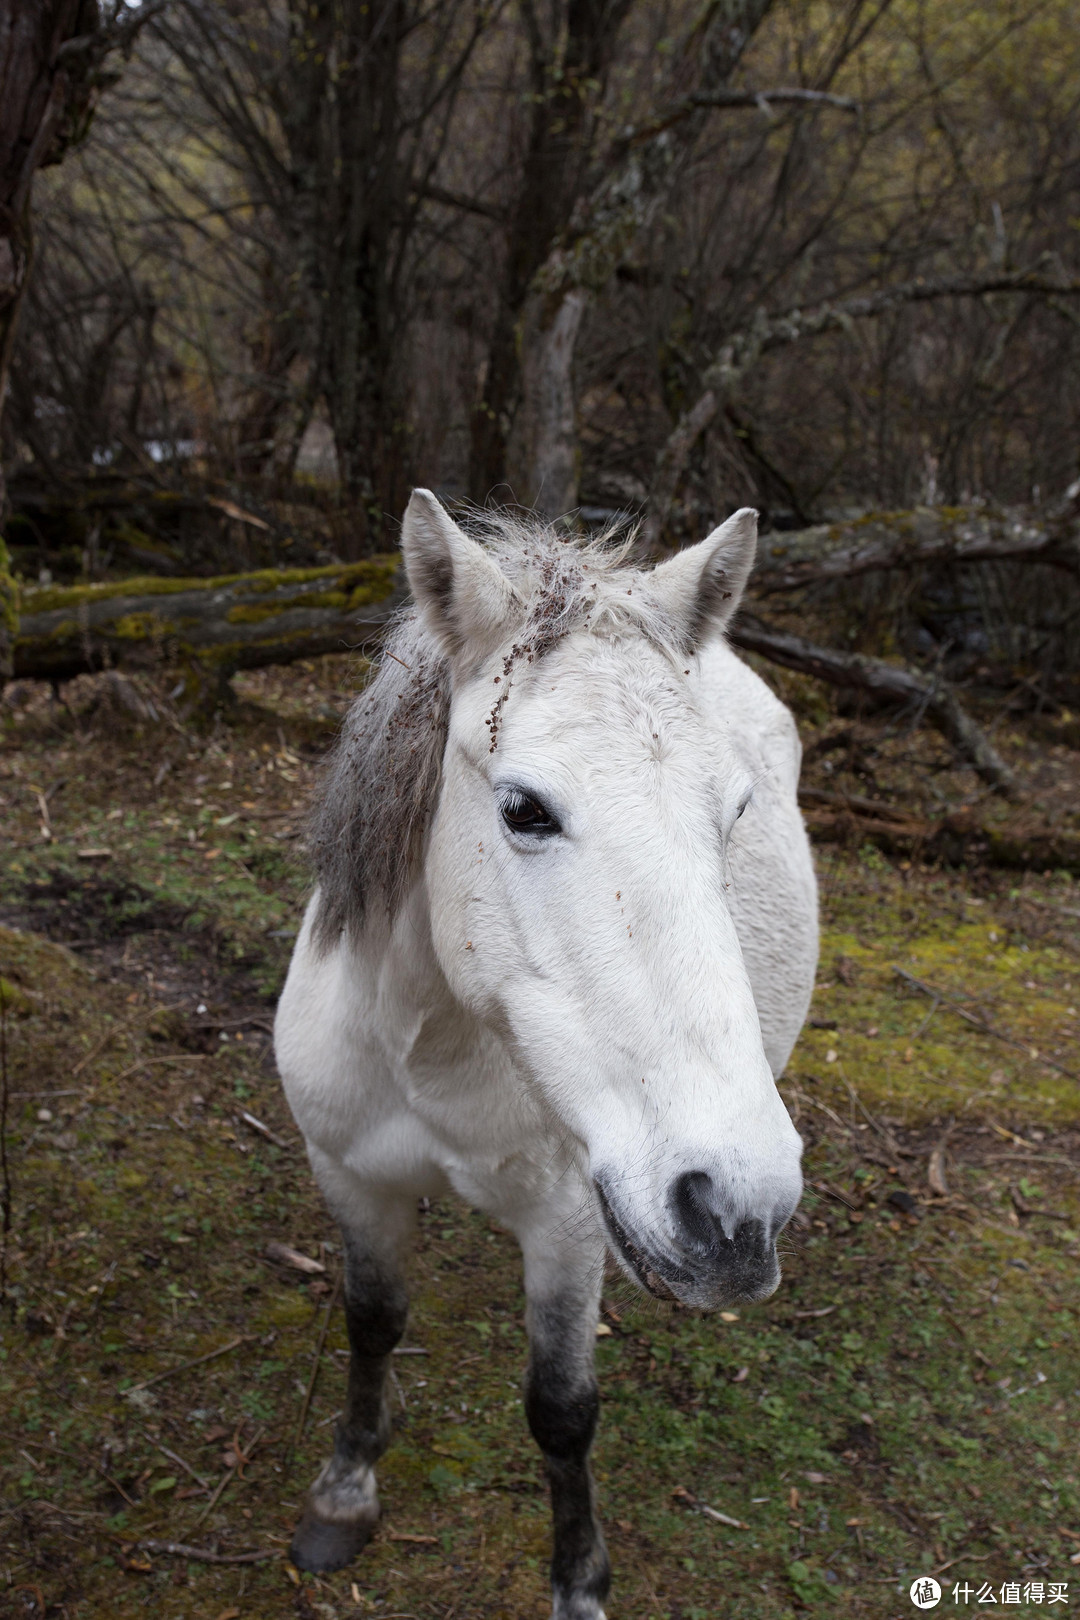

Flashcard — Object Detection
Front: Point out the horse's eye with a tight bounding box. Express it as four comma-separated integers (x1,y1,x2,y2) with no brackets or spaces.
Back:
501,793,558,835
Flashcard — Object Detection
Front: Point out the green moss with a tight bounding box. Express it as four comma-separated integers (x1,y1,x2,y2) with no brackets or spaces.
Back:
21,555,400,617
0,975,36,1017
110,612,172,640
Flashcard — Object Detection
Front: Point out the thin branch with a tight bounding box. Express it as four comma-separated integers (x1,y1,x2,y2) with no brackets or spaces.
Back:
409,183,506,224
624,85,859,145
131,1539,275,1565
644,263,1080,549
893,968,1079,1082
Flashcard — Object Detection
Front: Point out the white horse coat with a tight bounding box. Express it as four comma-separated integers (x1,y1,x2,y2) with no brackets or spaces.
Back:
275,492,817,1615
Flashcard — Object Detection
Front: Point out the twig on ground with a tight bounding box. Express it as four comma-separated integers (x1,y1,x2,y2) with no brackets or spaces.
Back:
193,1428,265,1528
241,1112,292,1150
672,1484,748,1529
893,966,1079,1081
292,1275,341,1454
131,1538,274,1564
140,1431,211,1490
125,1334,254,1392
114,1055,215,1082
21,1438,137,1506
842,1079,914,1159
71,1028,121,1076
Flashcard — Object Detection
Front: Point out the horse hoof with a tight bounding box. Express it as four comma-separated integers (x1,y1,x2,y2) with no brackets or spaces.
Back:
290,1506,376,1573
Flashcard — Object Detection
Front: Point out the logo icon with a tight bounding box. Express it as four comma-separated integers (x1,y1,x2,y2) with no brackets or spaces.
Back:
910,1577,942,1609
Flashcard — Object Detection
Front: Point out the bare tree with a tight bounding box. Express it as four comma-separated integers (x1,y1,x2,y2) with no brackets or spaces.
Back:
136,0,500,547
0,0,163,671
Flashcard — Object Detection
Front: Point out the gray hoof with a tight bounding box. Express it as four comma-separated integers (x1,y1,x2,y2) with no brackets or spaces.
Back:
290,1504,377,1572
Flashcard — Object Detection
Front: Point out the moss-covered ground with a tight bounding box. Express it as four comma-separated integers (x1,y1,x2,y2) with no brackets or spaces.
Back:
0,660,1078,1620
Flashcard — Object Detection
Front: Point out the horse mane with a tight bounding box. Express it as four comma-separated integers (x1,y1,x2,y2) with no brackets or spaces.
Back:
309,509,683,949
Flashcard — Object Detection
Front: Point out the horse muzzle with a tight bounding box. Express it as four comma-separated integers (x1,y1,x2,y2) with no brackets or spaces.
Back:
594,1171,792,1310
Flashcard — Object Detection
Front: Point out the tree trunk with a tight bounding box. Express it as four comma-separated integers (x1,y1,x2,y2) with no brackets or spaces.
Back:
510,289,589,517
0,0,106,669
11,556,403,704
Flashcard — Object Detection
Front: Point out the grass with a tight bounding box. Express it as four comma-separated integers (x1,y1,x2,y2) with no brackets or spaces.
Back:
0,662,1078,1619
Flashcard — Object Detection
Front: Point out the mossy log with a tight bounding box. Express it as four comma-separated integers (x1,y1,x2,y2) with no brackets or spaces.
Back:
751,501,1080,595
12,555,404,696
798,790,1080,876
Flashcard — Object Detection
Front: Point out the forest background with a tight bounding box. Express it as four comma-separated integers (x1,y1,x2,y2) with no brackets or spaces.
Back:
4,0,1080,557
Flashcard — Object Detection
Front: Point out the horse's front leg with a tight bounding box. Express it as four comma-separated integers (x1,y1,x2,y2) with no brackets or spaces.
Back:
522,1225,611,1620
290,1177,413,1573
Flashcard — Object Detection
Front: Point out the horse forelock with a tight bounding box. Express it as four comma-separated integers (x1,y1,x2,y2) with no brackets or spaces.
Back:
309,511,687,948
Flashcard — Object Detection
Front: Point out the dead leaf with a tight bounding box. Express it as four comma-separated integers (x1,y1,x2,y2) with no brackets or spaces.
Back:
207,496,270,530
928,1146,950,1197
265,1241,326,1275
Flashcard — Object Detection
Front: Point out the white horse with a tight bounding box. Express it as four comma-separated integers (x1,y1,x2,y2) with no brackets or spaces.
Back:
274,491,818,1618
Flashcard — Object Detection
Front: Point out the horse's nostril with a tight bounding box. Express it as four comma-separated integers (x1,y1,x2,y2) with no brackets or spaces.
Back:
670,1170,726,1252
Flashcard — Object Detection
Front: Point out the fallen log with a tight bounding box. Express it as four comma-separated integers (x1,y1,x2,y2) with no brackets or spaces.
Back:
798,797,1080,877
11,555,404,701
751,501,1080,595
729,617,1020,797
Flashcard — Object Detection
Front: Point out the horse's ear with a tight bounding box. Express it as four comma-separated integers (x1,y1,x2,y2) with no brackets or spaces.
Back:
402,490,521,660
647,507,758,651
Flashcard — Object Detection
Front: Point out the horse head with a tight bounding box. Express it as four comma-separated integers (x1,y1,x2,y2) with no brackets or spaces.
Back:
402,490,803,1309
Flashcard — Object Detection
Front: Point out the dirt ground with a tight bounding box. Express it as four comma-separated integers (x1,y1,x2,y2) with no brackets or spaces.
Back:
0,656,1078,1620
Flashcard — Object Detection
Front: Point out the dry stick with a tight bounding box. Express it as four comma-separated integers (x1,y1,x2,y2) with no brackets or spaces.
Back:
21,1438,138,1507
71,1027,120,1077
239,1110,292,1150
842,1079,913,1160
126,1334,254,1393
893,966,1079,1081
10,1089,83,1099
193,1428,265,1529
292,1275,342,1454
133,1538,274,1565
114,1054,216,1083
140,1430,211,1491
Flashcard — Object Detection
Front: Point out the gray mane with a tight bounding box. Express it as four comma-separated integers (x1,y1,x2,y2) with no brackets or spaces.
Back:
309,510,680,948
